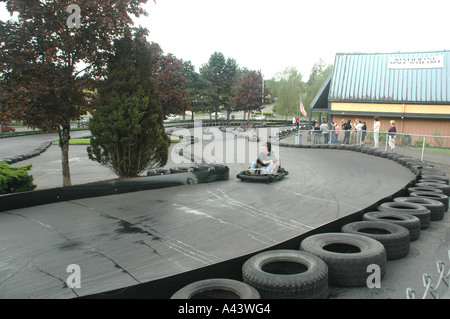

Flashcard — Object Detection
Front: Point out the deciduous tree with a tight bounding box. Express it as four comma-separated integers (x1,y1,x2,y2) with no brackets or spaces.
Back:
0,0,149,186
233,70,270,120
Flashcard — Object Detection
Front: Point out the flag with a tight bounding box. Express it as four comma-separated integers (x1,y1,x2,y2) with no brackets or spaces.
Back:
300,101,307,117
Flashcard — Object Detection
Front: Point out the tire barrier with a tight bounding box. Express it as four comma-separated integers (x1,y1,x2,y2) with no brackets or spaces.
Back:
341,221,410,260
170,278,260,299
241,250,329,299
393,197,445,221
409,191,449,212
0,164,229,212
362,211,421,241
415,182,450,196
407,186,444,195
419,175,449,185
0,141,52,164
299,233,387,287
377,201,431,229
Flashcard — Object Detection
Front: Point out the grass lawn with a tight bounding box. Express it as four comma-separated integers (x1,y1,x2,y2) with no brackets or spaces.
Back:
406,146,450,155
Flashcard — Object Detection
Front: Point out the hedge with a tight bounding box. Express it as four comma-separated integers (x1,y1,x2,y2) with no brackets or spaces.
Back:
0,162,36,194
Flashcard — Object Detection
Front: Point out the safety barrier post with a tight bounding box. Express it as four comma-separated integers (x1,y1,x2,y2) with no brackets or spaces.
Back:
385,133,388,152
421,136,426,162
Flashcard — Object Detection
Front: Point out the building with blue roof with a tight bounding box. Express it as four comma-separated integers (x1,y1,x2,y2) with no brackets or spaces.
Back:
310,50,450,144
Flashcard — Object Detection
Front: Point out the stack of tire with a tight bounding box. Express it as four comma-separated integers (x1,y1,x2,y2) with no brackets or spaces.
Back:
171,153,448,299
147,164,229,184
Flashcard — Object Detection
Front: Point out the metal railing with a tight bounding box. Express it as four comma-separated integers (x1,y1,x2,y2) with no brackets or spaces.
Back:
279,129,450,163
406,250,450,299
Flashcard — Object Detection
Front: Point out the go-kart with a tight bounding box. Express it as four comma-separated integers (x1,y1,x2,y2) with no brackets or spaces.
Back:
236,161,288,182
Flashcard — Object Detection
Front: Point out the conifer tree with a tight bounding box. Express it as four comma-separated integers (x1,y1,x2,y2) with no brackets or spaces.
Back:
87,29,169,178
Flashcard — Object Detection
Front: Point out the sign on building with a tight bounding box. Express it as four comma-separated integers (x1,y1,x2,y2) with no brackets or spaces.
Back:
388,55,444,69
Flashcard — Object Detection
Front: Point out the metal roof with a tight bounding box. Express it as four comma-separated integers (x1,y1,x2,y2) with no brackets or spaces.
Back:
328,50,450,104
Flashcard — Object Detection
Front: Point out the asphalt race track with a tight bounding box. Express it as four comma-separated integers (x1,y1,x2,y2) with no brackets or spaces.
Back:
0,127,417,298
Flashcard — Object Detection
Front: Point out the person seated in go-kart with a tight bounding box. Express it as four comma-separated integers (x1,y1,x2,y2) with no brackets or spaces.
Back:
249,142,278,174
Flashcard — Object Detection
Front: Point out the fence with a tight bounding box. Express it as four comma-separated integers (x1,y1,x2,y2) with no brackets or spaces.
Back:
281,129,450,163
406,250,450,299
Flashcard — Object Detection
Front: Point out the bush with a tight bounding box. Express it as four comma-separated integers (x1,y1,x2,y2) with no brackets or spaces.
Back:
0,162,36,194
414,138,430,148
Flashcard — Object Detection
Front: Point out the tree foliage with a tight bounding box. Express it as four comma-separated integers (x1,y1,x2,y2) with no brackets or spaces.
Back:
0,0,148,186
181,59,208,119
87,30,169,178
269,60,333,119
233,70,270,120
303,59,333,114
200,52,239,119
275,67,304,120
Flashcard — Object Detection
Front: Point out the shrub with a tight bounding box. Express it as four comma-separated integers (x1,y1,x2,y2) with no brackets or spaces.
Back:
0,162,36,194
414,138,430,148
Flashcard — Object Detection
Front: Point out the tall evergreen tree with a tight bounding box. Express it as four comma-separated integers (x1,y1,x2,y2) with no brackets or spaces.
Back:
200,52,239,119
87,29,169,178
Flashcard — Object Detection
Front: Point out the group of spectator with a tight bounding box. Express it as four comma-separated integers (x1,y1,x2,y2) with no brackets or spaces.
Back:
310,117,396,151
312,118,367,146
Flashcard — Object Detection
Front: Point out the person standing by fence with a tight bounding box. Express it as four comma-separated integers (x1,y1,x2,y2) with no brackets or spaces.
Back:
373,117,380,149
388,120,397,152
355,119,363,145
343,119,352,144
320,120,330,145
361,121,367,145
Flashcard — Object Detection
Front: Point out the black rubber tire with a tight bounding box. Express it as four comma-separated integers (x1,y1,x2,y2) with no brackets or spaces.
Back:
373,150,382,156
380,151,389,158
418,179,447,185
409,191,449,212
415,182,450,196
377,201,431,229
242,250,329,299
398,157,414,166
406,161,424,168
146,168,169,176
366,148,375,155
341,221,410,260
408,186,443,195
393,197,445,221
170,167,192,174
392,154,404,162
420,175,449,185
299,233,386,287
420,169,445,176
362,211,421,241
171,278,260,299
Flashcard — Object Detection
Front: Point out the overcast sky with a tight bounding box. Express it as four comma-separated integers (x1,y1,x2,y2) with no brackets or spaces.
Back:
1,0,449,79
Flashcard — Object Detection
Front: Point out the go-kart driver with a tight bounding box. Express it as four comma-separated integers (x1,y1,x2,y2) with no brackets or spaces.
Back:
250,142,278,174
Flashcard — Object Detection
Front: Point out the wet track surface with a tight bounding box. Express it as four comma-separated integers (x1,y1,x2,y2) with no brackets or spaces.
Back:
0,127,423,298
